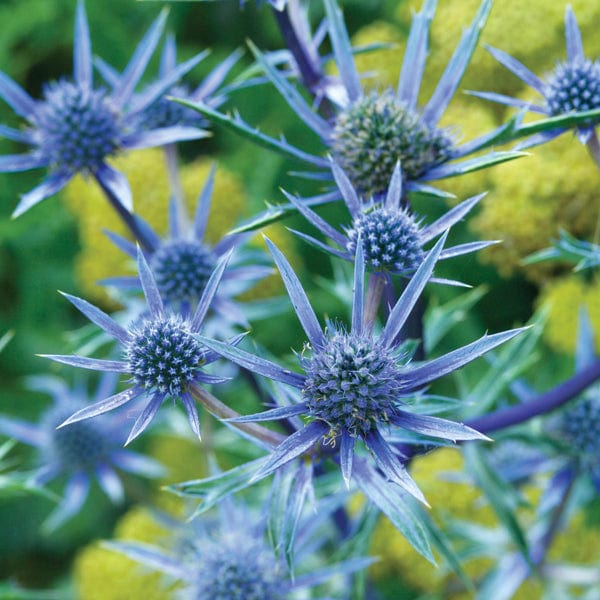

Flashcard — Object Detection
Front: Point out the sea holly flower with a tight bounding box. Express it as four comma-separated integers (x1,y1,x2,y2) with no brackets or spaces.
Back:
0,375,164,531
180,0,521,209
471,6,600,145
103,165,272,326
286,160,493,282
95,34,243,133
107,499,372,600
199,235,524,503
42,248,233,444
0,1,209,218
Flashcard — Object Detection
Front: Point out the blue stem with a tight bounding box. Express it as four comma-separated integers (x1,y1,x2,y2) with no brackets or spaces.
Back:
466,356,600,434
94,173,154,252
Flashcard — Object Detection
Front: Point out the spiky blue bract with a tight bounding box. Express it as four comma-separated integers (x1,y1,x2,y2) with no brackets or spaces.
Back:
203,236,523,503
179,0,520,210
108,499,371,599
0,375,163,530
0,2,208,217
47,249,232,443
474,6,600,145
106,167,269,324
286,161,490,281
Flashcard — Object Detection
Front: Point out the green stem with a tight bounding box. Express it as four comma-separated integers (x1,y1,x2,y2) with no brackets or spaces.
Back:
188,382,286,448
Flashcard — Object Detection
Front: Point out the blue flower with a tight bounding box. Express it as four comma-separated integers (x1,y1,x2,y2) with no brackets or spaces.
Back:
96,34,242,133
43,247,233,444
471,6,600,145
199,235,523,502
184,0,519,204
107,499,372,599
0,375,164,531
0,1,208,218
103,165,272,325
287,160,493,281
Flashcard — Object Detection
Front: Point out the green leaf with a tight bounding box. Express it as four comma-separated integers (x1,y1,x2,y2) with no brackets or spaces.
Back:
168,457,267,516
463,444,531,564
0,330,14,353
169,98,327,167
354,459,434,563
424,286,488,353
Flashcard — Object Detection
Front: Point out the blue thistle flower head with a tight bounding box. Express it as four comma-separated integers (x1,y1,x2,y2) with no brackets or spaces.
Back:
346,206,425,274
332,90,454,196
137,83,205,131
105,164,270,322
200,235,524,502
286,161,491,281
0,375,163,531
545,59,600,120
187,0,518,206
302,325,405,440
96,35,242,133
44,246,235,444
127,314,206,396
0,1,209,217
33,80,121,175
189,530,283,600
555,396,600,463
107,499,372,599
472,6,600,145
149,240,216,305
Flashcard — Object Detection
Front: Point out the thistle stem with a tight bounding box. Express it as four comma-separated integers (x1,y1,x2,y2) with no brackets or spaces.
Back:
163,144,190,233
271,1,323,95
531,469,576,566
364,273,386,331
95,174,154,252
466,356,600,434
586,129,600,172
188,382,286,448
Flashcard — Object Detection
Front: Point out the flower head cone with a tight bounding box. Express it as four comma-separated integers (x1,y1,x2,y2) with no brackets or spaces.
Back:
103,164,272,326
179,0,520,209
546,309,600,488
199,235,524,503
287,160,493,283
471,6,600,145
0,1,209,218
42,247,234,444
0,375,163,531
106,499,372,600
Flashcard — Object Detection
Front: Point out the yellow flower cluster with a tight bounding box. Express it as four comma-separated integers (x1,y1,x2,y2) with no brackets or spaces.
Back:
471,135,600,283
537,273,600,354
395,0,600,108
73,507,175,600
63,149,246,306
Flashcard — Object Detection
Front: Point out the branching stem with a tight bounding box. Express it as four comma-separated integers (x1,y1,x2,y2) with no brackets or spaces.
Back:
188,382,286,448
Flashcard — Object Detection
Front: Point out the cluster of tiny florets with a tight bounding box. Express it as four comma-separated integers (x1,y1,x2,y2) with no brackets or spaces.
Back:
302,328,404,439
331,91,454,196
545,60,600,122
557,396,600,458
137,85,206,130
33,80,121,174
189,533,284,600
346,207,424,273
45,406,113,470
150,240,216,304
126,316,204,396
